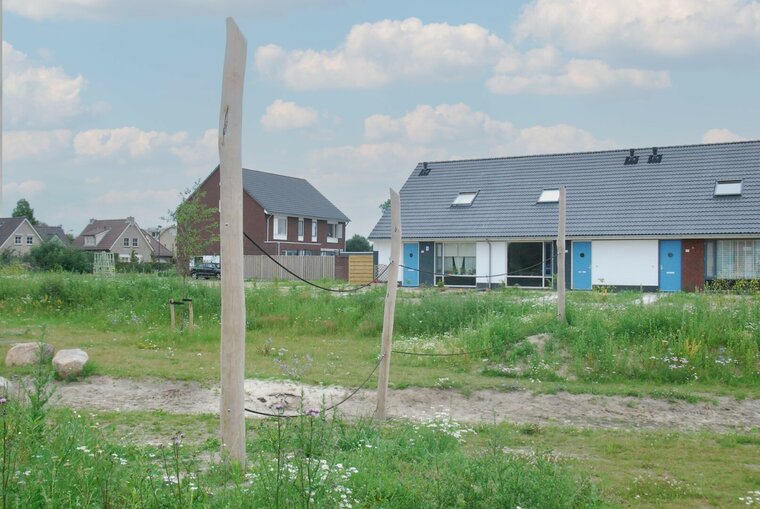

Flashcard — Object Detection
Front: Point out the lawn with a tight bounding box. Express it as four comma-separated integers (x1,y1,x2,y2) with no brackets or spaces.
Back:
0,271,759,507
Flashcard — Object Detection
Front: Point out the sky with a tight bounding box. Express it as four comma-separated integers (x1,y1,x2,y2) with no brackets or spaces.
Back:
3,0,760,238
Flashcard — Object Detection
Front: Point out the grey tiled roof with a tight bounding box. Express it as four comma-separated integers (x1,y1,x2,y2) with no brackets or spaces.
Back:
36,225,69,245
242,169,349,223
369,141,760,240
0,217,26,245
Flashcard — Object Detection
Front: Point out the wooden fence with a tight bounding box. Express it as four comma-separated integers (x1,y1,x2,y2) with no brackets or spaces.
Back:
244,255,335,281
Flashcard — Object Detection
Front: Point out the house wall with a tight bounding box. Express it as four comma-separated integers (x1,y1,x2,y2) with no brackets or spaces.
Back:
592,240,658,287
110,224,154,262
682,239,705,291
476,241,507,287
195,168,347,257
0,220,42,256
373,239,403,283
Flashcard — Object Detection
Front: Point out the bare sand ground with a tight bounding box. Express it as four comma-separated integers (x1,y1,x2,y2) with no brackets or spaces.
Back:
48,376,760,432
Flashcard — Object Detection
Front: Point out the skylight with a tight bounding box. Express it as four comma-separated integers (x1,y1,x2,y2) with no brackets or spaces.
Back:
451,192,478,207
537,189,560,203
714,180,742,197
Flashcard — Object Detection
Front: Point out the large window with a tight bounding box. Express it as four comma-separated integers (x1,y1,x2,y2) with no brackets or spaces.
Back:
274,216,287,240
298,218,304,241
327,222,338,243
435,243,476,286
507,241,554,287
84,236,95,246
706,239,760,280
311,220,318,241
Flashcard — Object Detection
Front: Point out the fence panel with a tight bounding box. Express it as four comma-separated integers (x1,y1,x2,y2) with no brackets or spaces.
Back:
244,255,335,281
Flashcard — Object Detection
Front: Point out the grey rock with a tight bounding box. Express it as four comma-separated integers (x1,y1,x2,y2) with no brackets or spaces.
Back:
52,349,89,378
5,342,54,367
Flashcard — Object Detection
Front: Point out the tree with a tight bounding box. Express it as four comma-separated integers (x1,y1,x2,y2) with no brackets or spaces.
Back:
379,199,390,213
168,181,219,279
12,198,38,225
27,241,92,273
346,234,372,252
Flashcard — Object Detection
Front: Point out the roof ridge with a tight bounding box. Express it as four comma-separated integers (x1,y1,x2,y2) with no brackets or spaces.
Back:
417,139,760,167
243,167,308,183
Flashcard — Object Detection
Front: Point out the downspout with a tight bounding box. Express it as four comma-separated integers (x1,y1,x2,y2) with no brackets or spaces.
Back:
486,239,492,289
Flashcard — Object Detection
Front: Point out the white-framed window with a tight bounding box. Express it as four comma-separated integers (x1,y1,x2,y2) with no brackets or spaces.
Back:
84,236,95,246
327,222,338,243
132,238,138,247
123,237,130,247
537,189,560,203
336,223,343,240
298,218,304,241
119,254,130,262
274,215,287,240
26,236,34,245
311,219,318,241
14,235,21,245
451,191,478,207
714,179,742,196
321,249,339,256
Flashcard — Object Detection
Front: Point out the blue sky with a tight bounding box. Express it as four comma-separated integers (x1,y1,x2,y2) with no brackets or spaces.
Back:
3,0,760,238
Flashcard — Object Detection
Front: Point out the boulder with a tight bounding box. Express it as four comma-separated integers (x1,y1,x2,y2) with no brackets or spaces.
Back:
0,376,13,395
52,349,89,378
5,342,54,367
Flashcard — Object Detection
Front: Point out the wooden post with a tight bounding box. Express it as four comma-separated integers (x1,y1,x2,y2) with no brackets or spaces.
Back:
184,298,194,335
375,188,401,420
169,300,176,331
557,186,567,323
218,17,247,465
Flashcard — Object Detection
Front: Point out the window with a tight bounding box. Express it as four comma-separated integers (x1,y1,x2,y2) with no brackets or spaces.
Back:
132,238,138,247
119,254,130,262
298,218,304,241
123,237,130,247
714,180,742,196
435,243,476,286
336,223,343,239
451,191,478,207
84,236,95,246
537,189,560,203
321,249,338,256
507,242,554,288
26,236,34,245
708,239,760,280
274,215,287,240
327,223,338,243
14,235,21,245
311,220,318,241
284,250,300,256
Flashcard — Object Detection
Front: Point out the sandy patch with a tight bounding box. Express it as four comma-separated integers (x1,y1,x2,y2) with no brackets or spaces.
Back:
42,376,760,433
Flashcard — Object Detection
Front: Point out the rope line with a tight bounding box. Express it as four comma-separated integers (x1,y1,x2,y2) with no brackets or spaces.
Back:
243,232,389,293
392,347,493,357
399,255,555,279
244,354,385,418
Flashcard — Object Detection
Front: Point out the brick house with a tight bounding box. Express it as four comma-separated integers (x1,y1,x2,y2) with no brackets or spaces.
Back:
193,166,350,256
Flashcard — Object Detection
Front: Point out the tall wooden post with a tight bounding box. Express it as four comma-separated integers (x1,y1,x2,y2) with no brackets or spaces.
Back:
169,300,176,331
218,17,247,465
375,189,401,420
557,186,567,322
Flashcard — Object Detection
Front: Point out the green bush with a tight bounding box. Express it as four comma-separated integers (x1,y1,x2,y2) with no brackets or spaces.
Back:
26,241,92,273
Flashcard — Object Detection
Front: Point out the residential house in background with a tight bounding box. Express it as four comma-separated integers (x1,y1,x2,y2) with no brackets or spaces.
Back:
192,166,350,256
35,224,71,245
0,217,44,257
73,217,170,263
145,225,177,261
369,140,760,292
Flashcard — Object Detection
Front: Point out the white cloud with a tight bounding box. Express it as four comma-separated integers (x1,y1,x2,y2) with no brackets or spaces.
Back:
514,0,760,57
3,130,72,162
3,41,88,127
74,127,189,158
169,128,218,167
93,189,181,206
5,0,347,21
488,59,670,95
499,124,615,156
365,103,513,144
260,100,319,131
4,180,46,197
701,128,750,144
255,17,508,89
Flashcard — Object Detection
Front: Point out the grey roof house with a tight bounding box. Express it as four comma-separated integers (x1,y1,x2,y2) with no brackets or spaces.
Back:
73,217,171,263
369,140,760,291
35,224,70,245
193,166,350,256
0,217,44,257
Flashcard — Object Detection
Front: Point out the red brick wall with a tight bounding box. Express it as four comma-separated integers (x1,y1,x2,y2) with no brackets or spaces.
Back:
681,239,705,292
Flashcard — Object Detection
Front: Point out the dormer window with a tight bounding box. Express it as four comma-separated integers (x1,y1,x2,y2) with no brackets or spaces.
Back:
84,236,95,246
537,189,560,203
714,179,742,197
451,191,478,207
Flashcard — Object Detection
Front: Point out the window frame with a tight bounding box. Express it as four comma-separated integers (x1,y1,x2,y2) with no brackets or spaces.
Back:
714,179,742,197
123,237,130,247
14,235,22,245
326,222,338,243
451,191,479,207
26,236,34,245
311,219,318,241
273,215,288,240
298,218,304,241
537,189,560,203
132,238,138,247
84,236,95,246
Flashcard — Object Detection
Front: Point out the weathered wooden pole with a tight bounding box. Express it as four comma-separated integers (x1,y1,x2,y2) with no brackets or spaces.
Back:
375,189,401,420
557,186,567,322
218,17,247,465
169,300,176,331
184,298,194,335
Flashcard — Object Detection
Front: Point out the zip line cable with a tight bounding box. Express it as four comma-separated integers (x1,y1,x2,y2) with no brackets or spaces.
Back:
243,232,389,293
244,354,384,418
399,255,555,279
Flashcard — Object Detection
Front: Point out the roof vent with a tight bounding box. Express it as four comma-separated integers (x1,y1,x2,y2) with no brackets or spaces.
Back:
648,147,663,164
419,162,431,176
624,149,639,165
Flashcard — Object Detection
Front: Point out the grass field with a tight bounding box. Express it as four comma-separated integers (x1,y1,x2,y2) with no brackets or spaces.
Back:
1,271,759,507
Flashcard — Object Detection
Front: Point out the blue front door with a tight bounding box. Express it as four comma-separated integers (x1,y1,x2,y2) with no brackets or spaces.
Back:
403,243,419,287
659,240,682,292
573,241,592,290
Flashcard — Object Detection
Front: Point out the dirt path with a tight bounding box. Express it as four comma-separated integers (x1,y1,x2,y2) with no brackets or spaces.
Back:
47,376,760,433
